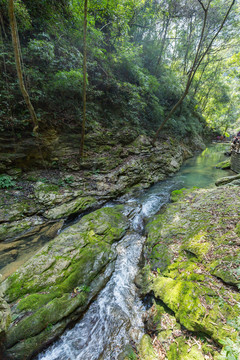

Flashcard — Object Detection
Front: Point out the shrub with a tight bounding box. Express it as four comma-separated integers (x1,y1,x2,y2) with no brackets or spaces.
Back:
0,174,16,189
51,70,84,94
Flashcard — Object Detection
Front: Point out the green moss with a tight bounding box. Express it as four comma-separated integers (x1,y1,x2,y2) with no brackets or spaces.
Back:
208,256,240,286
5,273,23,302
144,186,240,357
138,335,158,360
25,175,38,182
16,292,60,313
153,301,180,335
152,276,238,343
170,187,199,202
44,196,97,219
7,292,86,348
181,231,211,261
153,277,204,329
167,337,205,360
0,220,32,241
235,222,240,236
163,259,205,282
0,200,34,222
215,159,230,170
150,243,172,271
170,188,188,202
36,183,60,193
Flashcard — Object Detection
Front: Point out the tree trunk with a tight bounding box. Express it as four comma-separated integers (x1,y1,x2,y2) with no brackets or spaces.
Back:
8,0,39,133
79,0,88,157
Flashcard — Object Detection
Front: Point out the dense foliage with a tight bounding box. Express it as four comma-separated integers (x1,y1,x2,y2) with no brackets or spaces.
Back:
0,0,239,137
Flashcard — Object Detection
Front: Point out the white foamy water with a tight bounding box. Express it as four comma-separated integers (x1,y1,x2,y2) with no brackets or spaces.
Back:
37,178,178,360
38,233,145,360
38,144,230,360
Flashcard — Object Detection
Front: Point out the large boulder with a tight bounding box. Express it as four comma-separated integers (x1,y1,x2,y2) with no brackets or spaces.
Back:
0,206,128,359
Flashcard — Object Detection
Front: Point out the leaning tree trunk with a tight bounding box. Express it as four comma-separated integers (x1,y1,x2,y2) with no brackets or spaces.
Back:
8,0,39,133
79,0,88,157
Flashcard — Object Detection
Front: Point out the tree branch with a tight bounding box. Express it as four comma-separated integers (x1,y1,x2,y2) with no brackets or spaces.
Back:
197,0,206,12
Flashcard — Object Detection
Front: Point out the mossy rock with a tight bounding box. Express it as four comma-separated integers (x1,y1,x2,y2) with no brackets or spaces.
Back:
0,296,11,338
170,188,188,202
167,337,205,360
0,216,44,242
228,179,240,186
138,334,158,360
1,207,128,359
208,254,240,286
181,231,211,261
34,181,75,207
144,186,240,352
235,222,240,236
144,299,220,359
118,344,138,360
43,196,97,219
152,276,238,344
0,199,39,223
170,187,199,203
215,159,230,170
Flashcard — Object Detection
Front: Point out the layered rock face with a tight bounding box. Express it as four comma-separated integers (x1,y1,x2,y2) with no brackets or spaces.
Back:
0,135,193,241
140,186,240,359
0,207,128,359
0,135,195,278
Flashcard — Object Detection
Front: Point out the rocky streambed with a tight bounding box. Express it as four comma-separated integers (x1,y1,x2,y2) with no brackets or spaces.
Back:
0,131,199,359
1,139,239,360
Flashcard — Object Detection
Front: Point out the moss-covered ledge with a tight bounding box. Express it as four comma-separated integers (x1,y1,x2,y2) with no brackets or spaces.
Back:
142,186,240,359
0,206,128,360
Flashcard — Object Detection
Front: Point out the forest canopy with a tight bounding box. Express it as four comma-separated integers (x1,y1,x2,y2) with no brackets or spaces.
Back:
0,0,239,138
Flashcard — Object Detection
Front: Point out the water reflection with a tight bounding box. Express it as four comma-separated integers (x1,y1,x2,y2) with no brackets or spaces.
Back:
176,143,233,189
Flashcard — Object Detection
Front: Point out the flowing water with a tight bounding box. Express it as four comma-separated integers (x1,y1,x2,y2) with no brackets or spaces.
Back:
35,143,233,360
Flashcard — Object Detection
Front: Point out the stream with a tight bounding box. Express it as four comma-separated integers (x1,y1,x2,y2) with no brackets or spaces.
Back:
34,143,233,360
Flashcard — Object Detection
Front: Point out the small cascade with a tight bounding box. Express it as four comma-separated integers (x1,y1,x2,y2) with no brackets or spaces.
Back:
38,233,145,360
